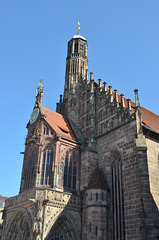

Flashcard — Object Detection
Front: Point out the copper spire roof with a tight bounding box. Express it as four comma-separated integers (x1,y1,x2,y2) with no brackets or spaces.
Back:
87,166,108,190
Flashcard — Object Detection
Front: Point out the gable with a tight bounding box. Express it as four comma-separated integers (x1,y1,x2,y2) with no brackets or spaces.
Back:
43,108,77,142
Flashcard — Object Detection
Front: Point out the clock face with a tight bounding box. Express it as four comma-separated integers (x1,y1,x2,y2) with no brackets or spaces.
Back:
30,108,39,124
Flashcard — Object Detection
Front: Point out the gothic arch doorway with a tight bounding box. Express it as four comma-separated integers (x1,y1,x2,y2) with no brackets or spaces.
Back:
6,211,32,240
45,214,78,240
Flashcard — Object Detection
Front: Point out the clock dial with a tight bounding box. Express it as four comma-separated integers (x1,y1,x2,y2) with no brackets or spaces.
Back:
30,108,39,124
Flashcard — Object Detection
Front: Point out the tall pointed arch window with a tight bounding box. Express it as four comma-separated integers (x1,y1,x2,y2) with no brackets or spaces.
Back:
64,151,69,187
61,151,77,190
74,40,78,53
24,150,36,190
41,148,54,186
68,156,72,188
111,149,125,240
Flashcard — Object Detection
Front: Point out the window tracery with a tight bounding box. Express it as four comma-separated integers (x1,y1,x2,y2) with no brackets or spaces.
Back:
6,212,31,240
61,151,77,190
41,148,54,186
24,150,36,190
111,149,125,240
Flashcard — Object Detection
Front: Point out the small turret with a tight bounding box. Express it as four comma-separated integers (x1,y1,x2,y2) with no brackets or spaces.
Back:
120,93,125,108
114,89,119,107
83,167,109,239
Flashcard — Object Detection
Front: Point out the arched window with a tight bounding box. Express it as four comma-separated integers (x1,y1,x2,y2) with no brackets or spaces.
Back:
49,152,53,186
63,151,77,190
41,148,53,186
73,167,76,189
111,149,125,240
41,151,46,185
89,222,91,232
24,151,36,190
96,193,98,201
68,156,72,188
64,152,69,187
74,41,78,53
6,212,31,240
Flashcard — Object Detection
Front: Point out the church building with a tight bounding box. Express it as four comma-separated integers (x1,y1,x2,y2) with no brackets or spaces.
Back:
2,27,159,240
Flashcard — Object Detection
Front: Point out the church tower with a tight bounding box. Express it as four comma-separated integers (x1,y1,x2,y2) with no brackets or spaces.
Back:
59,23,88,126
2,26,159,240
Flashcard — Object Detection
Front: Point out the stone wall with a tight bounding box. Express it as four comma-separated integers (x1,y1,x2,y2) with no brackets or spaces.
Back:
146,137,159,208
97,120,143,239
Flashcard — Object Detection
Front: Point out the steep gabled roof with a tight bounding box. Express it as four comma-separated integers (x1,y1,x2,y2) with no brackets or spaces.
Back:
87,166,108,190
140,106,159,133
127,100,159,133
43,108,77,142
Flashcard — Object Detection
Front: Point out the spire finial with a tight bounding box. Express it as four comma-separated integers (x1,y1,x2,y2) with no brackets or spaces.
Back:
36,78,44,97
77,21,80,35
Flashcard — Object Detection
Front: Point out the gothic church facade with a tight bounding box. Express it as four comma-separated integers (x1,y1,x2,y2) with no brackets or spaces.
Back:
2,31,159,240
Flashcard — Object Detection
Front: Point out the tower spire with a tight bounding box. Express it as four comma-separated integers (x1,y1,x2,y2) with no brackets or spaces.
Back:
77,21,80,35
36,77,44,97
35,78,45,116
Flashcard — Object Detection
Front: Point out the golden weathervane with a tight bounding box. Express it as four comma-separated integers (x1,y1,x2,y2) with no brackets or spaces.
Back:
77,21,80,35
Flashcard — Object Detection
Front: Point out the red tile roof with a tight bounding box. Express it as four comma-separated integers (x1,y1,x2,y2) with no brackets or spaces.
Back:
43,108,77,142
0,195,8,201
140,106,159,133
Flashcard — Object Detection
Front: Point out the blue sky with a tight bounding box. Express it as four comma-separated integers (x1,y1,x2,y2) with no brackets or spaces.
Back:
0,0,159,197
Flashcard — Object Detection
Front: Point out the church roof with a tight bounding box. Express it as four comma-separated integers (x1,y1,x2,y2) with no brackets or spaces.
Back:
73,34,86,41
43,108,77,142
87,166,108,190
125,98,159,133
140,106,159,133
118,95,159,133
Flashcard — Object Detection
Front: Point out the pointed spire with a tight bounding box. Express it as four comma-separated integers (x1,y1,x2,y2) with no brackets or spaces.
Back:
114,89,119,107
127,98,132,112
134,89,140,107
90,72,93,81
91,79,94,93
120,94,125,108
108,85,113,102
98,78,102,91
56,103,59,112
36,77,44,97
77,21,80,35
134,89,143,137
103,82,107,93
86,69,89,83
35,78,45,116
60,94,63,104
